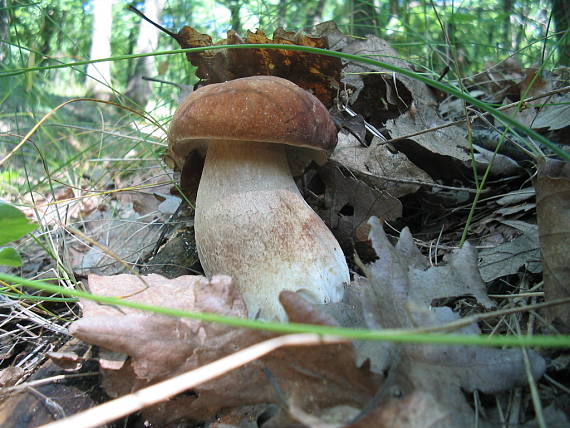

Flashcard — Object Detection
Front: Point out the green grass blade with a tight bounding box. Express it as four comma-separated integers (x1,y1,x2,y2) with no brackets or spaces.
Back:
1,272,569,348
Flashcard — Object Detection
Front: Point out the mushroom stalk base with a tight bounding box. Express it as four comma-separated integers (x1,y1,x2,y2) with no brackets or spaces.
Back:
195,140,349,321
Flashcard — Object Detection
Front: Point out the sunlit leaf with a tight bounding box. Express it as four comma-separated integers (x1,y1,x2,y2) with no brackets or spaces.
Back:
0,202,37,246
0,247,22,267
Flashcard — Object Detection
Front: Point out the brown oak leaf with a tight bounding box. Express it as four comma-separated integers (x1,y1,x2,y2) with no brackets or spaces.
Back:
70,274,379,425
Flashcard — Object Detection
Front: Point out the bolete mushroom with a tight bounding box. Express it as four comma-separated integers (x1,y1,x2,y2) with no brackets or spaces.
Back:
168,76,349,321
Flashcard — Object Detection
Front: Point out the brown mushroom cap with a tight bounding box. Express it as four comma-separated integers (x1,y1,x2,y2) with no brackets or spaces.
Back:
167,76,338,171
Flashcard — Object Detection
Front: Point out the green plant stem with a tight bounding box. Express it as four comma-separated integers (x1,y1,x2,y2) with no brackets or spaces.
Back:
1,44,567,161
459,128,509,245
1,272,569,348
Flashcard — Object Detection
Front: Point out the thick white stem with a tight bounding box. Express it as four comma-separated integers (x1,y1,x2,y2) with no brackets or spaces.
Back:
195,140,348,321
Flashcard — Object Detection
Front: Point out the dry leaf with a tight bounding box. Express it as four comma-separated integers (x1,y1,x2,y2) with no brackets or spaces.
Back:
339,35,472,180
474,144,523,176
70,274,379,425
531,94,570,131
347,391,449,428
0,340,101,427
535,157,570,331
47,351,83,371
468,58,526,104
333,218,545,426
0,366,24,387
67,202,164,276
113,170,174,215
71,274,248,381
522,404,570,427
478,220,542,282
331,131,433,197
314,161,402,257
173,25,343,107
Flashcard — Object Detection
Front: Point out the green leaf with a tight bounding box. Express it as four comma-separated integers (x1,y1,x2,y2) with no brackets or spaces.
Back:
0,247,23,267
0,202,37,246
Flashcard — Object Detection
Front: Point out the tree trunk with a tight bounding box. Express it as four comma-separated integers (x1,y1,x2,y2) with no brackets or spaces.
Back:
552,0,570,66
39,7,58,66
277,0,288,27
0,0,8,62
350,0,379,36
86,0,114,100
305,0,327,29
124,0,166,108
228,0,242,34
502,0,513,49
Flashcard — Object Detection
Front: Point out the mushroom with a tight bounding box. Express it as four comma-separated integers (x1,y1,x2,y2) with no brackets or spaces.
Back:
168,76,349,321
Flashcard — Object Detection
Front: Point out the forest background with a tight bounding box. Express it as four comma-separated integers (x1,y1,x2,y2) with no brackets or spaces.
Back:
2,0,569,130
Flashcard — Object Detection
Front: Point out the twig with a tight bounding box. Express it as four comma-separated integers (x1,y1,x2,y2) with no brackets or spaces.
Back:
412,297,570,334
340,165,481,193
127,5,179,40
40,333,347,428
0,373,99,396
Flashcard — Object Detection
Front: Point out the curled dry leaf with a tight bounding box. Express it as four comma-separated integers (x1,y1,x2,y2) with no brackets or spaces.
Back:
173,25,342,107
535,158,570,331
47,351,83,372
339,35,472,181
70,274,379,425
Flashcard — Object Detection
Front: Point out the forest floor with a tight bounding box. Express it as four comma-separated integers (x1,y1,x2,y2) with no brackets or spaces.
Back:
1,24,570,428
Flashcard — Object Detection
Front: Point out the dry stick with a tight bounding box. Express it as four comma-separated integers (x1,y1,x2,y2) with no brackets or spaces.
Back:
0,373,99,396
352,168,480,193
411,297,570,334
382,85,570,145
40,333,347,428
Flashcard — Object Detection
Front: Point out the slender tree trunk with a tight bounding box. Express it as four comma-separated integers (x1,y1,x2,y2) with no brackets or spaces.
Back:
502,0,513,49
350,0,379,36
124,0,166,108
39,7,58,66
277,0,288,27
86,0,114,100
228,0,242,34
552,0,570,66
377,0,399,30
0,0,8,62
305,0,327,29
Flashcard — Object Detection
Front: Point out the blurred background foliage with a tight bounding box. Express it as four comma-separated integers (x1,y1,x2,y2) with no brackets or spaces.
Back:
0,0,568,194
2,0,567,97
